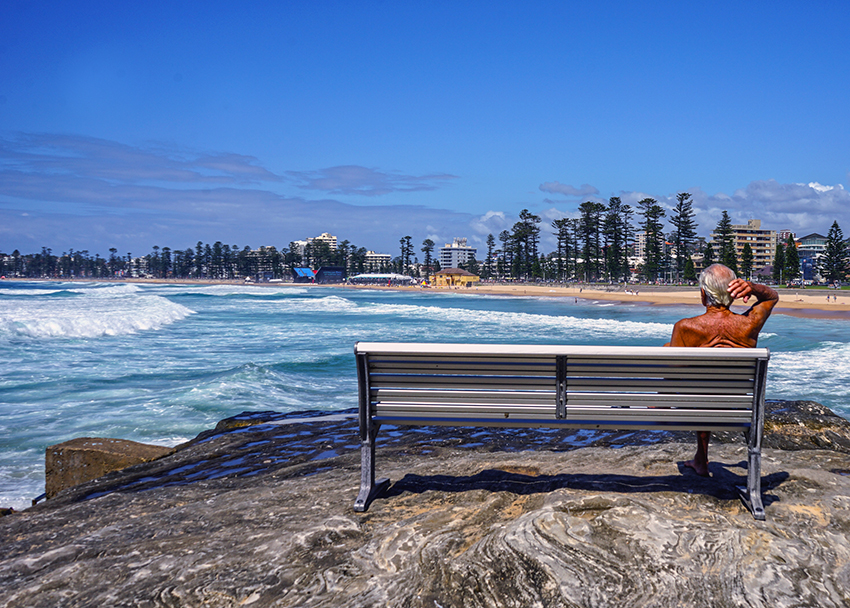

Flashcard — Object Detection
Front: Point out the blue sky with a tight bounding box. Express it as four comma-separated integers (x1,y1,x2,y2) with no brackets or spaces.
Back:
2,0,849,258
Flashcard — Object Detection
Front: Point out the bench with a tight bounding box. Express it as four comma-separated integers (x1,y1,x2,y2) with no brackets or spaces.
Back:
354,342,770,519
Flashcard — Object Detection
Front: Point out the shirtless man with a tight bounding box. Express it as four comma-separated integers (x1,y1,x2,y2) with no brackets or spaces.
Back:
667,264,778,476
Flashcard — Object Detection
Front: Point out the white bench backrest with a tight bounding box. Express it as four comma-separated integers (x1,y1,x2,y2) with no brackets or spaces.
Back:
355,342,770,432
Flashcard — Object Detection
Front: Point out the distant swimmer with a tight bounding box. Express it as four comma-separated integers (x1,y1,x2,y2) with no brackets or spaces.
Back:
666,264,778,477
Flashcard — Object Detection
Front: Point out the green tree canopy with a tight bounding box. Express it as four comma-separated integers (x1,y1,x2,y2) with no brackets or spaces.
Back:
772,242,785,284
740,243,754,280
670,192,698,281
821,221,848,283
784,234,800,283
638,198,666,282
715,210,738,275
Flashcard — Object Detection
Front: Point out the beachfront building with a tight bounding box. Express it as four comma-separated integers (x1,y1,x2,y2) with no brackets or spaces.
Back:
348,272,415,286
290,233,338,259
434,267,479,287
290,239,308,259
309,232,338,251
711,219,777,271
797,232,828,282
439,238,477,269
248,246,278,273
798,232,827,256
130,256,148,278
364,250,391,272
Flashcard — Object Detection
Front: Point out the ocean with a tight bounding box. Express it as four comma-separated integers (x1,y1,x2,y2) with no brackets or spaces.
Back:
2,280,848,510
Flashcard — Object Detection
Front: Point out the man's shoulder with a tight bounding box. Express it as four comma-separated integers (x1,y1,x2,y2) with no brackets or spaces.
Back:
673,313,709,329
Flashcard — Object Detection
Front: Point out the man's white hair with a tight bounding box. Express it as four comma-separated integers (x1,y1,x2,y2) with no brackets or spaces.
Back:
699,264,736,308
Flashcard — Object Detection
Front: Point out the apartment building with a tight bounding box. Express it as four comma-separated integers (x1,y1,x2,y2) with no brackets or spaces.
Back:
711,219,777,270
439,237,477,269
364,250,391,271
309,232,338,251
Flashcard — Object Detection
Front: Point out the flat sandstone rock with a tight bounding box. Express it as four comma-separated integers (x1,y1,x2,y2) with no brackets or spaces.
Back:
3,401,850,607
44,436,174,499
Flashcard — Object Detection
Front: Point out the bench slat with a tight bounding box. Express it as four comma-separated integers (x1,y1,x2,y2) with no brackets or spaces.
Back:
355,342,769,359
370,378,753,394
563,357,757,367
565,393,752,408
374,406,750,423
372,390,752,407
368,355,757,367
565,378,753,390
369,364,556,376
567,411,751,423
369,365,756,381
373,389,556,404
376,403,556,415
369,376,556,389
369,417,750,433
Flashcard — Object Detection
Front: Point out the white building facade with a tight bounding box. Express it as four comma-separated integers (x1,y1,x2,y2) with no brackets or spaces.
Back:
364,250,391,271
439,238,477,269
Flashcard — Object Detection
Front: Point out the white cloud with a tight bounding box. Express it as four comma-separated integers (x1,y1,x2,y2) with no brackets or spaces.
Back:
648,180,850,237
805,182,842,193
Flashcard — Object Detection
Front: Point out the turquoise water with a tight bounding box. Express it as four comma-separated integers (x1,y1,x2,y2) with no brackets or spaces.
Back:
2,280,848,510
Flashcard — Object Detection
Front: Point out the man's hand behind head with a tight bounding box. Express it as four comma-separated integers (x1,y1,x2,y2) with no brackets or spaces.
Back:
728,278,753,303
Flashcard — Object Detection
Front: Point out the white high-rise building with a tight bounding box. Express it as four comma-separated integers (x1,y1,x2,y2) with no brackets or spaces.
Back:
439,238,477,269
309,232,338,251
364,250,391,271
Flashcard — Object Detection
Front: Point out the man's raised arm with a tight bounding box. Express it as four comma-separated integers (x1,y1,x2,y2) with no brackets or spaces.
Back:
728,279,779,324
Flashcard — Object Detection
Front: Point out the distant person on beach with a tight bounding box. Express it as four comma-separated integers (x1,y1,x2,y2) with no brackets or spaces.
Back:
666,264,778,477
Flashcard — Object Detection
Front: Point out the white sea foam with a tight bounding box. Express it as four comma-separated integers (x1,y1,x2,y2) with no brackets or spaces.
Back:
68,283,143,297
292,295,358,312
152,284,309,297
770,342,850,404
359,302,673,340
143,283,308,298
0,291,193,340
0,288,64,296
217,294,358,313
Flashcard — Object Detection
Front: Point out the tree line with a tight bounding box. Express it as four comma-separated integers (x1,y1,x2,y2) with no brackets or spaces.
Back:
0,239,387,280
3,200,849,283
470,193,699,283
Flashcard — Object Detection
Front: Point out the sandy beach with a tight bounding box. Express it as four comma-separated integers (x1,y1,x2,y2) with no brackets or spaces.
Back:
351,281,850,319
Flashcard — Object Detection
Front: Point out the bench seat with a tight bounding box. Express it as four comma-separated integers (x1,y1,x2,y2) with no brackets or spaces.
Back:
354,342,770,519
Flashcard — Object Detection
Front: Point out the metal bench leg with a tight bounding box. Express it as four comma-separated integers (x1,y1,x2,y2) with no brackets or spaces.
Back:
737,433,765,520
354,422,389,512
738,358,767,520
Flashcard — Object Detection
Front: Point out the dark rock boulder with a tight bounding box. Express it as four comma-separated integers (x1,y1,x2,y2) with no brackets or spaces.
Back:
45,437,173,499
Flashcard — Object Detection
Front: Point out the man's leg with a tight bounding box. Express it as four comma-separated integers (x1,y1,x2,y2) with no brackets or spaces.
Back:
684,431,710,476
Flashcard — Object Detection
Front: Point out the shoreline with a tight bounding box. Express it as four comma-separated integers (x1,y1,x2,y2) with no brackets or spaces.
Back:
342,281,850,319
5,276,850,319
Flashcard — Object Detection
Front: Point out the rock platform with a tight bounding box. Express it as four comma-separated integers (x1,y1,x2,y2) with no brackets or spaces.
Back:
3,401,850,607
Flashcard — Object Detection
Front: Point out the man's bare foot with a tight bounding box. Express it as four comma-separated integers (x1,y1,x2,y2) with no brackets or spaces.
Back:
683,459,710,477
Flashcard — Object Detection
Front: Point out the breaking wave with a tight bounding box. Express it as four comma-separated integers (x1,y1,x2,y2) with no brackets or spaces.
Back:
0,289,193,340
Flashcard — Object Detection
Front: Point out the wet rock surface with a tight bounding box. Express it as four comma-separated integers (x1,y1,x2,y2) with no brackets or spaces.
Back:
3,400,850,607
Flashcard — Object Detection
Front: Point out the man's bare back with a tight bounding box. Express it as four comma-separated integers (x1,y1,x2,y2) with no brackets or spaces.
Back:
667,266,778,476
